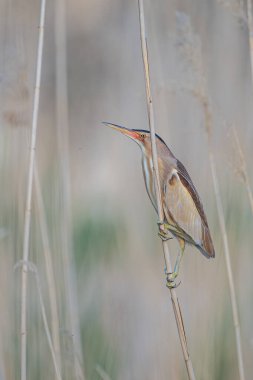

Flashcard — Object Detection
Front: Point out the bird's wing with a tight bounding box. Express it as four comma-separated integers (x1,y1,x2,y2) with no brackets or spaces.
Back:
163,160,215,258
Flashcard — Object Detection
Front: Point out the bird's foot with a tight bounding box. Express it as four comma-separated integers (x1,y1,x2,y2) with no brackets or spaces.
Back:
166,271,181,289
157,221,172,241
158,230,172,241
166,278,181,289
167,271,178,281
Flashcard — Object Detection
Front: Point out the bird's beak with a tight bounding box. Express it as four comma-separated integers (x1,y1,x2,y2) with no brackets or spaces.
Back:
103,122,141,142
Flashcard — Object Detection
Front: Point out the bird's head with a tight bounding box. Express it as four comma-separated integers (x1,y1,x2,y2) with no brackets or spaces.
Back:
103,122,167,154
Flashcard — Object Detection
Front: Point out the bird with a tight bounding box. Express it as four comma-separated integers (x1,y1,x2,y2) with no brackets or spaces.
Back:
104,122,215,287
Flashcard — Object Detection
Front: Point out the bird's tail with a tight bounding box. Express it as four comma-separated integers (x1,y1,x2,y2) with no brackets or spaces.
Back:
198,226,215,258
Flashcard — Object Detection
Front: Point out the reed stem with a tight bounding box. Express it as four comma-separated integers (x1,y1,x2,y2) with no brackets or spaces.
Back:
209,152,245,380
244,1,253,215
198,92,245,380
246,0,253,78
20,0,46,378
138,1,196,379
16,261,62,380
178,12,246,376
34,164,61,374
196,95,246,380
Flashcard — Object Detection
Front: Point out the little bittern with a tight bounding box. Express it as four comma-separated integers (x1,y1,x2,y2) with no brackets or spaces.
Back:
104,122,215,287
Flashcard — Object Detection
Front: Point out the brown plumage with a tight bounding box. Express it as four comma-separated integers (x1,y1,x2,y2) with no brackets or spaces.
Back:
164,159,215,258
104,122,215,283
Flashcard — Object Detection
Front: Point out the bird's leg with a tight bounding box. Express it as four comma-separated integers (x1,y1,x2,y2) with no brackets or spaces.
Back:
166,239,185,287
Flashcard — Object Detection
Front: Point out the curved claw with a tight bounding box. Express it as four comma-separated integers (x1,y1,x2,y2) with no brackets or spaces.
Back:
166,271,181,289
166,279,181,289
158,229,173,241
158,231,171,241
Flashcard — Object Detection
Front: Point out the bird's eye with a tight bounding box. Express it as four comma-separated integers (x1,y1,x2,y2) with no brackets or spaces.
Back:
140,133,145,138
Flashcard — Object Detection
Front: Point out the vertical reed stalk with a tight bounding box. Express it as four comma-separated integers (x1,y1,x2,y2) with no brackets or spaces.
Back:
54,0,85,378
244,1,253,214
138,1,196,379
246,0,253,77
201,102,245,380
16,261,62,380
34,164,61,374
176,12,246,376
35,264,62,380
209,152,245,380
20,0,46,379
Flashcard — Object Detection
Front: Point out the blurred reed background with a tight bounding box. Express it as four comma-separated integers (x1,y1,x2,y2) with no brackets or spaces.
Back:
0,0,253,379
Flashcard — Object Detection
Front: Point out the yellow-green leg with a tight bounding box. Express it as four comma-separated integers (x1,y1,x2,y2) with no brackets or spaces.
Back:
166,239,185,288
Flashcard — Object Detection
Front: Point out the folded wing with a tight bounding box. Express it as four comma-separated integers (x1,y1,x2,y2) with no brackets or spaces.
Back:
163,161,215,258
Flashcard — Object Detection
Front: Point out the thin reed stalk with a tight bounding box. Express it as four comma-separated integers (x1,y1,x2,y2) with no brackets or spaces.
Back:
137,2,196,379
34,164,61,374
54,0,85,378
174,12,246,378
196,82,246,380
198,94,246,380
209,152,245,380
20,0,46,379
16,261,62,380
246,0,253,78
243,1,253,214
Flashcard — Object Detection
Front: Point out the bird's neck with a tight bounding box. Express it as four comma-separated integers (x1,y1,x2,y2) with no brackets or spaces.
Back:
141,150,167,213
